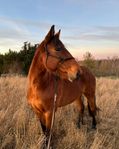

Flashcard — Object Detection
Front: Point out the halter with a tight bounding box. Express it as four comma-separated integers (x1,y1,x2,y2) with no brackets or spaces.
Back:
44,45,74,71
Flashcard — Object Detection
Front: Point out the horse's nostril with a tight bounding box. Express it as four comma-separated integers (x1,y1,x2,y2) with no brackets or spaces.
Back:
76,72,80,79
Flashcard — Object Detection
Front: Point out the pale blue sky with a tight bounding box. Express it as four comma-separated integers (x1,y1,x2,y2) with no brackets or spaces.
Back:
0,0,119,59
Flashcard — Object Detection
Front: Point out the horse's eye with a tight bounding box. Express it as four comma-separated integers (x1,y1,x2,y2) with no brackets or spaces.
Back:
56,47,62,51
56,49,60,51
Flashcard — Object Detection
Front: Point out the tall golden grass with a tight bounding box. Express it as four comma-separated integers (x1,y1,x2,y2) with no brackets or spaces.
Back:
0,76,119,149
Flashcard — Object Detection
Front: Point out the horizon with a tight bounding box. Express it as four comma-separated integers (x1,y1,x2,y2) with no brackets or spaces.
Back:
0,0,119,59
0,44,118,60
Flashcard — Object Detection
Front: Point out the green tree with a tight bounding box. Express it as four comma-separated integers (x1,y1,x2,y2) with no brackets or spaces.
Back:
83,52,96,74
0,54,4,75
0,42,37,75
18,43,36,74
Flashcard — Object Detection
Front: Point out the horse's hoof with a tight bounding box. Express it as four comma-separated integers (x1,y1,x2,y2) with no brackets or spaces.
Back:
76,122,80,129
92,125,96,129
41,144,46,149
42,144,53,149
82,121,85,125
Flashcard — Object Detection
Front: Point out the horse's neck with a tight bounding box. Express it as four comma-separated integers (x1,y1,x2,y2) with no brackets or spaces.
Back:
29,43,44,76
29,49,55,89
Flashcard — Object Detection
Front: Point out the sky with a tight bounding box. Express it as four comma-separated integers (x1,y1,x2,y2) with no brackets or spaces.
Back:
0,0,119,59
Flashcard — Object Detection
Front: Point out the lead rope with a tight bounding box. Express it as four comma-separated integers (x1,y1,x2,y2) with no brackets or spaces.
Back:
47,77,58,149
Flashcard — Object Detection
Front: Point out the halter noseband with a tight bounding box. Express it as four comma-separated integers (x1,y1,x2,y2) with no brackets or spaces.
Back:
44,45,74,70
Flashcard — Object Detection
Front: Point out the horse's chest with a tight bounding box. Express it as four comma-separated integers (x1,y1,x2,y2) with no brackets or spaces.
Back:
57,81,82,107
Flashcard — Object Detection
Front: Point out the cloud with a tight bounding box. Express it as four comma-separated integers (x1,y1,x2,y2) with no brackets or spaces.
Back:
63,26,119,41
96,26,119,32
0,16,61,43
0,17,30,51
0,16,51,29
0,16,53,52
0,16,31,39
0,16,119,55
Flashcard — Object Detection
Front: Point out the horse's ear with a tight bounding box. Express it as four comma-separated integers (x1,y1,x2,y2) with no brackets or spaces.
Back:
55,29,61,39
44,25,55,44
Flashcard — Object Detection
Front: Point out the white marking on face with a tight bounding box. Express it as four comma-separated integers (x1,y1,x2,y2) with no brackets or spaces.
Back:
68,77,73,82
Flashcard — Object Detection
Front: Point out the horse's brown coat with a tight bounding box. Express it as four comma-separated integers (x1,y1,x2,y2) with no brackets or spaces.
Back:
27,26,97,135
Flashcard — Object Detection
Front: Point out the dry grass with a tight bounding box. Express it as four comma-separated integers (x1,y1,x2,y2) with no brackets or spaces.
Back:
0,76,119,149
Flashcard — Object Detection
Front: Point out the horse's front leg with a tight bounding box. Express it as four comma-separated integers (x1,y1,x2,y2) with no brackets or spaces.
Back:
44,111,53,135
40,111,53,148
39,113,50,136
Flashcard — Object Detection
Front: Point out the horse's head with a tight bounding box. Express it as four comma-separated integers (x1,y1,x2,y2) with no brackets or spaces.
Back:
41,25,81,82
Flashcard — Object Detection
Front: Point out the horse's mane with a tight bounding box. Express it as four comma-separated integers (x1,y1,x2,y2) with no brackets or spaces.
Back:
29,39,57,90
28,41,45,77
33,41,45,61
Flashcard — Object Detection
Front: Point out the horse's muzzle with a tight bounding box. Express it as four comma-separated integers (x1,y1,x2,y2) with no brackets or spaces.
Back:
68,71,80,82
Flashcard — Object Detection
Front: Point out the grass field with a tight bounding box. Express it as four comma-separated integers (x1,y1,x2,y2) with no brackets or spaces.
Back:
0,76,119,149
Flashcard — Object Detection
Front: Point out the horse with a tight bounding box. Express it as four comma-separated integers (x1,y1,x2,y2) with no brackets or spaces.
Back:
27,25,97,146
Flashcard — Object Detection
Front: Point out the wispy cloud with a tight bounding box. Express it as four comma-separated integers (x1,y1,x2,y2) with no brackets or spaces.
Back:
0,16,119,57
96,26,119,32
0,16,31,40
0,16,52,30
63,26,119,41
0,16,53,51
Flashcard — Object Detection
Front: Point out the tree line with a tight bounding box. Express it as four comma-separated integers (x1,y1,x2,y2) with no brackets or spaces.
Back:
82,52,119,77
0,43,119,77
0,42,38,75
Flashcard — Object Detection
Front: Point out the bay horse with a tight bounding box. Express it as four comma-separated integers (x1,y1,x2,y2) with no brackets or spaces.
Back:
27,25,97,145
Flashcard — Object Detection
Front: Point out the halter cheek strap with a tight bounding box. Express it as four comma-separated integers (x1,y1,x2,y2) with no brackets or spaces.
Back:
44,45,74,71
